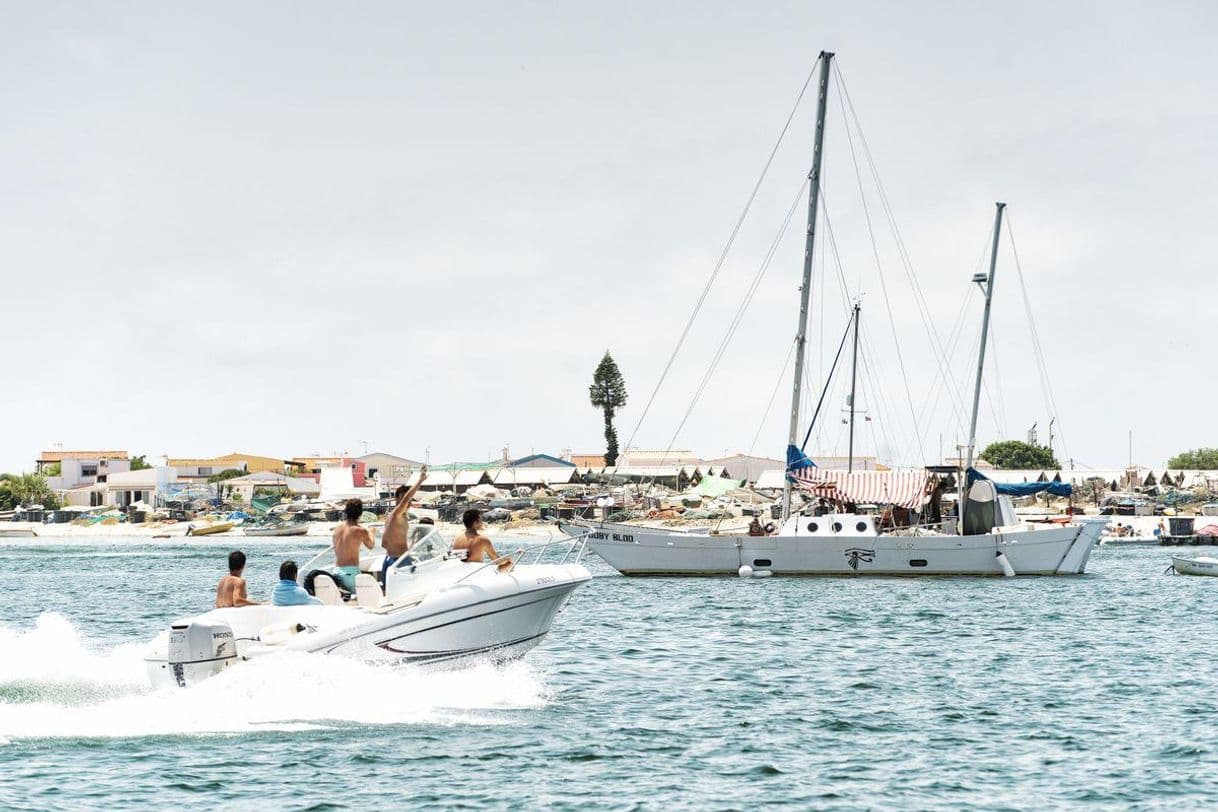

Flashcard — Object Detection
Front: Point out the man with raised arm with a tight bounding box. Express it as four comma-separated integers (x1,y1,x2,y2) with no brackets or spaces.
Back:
381,464,428,583
331,498,373,592
216,550,261,608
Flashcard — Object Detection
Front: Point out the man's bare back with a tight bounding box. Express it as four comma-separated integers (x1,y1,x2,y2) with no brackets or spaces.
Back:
216,573,254,608
333,521,373,567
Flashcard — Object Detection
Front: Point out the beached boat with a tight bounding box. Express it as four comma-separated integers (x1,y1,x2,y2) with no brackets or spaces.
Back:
576,52,1106,577
186,521,236,536
142,526,591,687
1171,556,1218,576
242,522,309,537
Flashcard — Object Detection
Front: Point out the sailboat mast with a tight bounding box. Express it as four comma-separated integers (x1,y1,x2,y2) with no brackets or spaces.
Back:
964,201,1006,470
781,50,834,520
847,301,860,473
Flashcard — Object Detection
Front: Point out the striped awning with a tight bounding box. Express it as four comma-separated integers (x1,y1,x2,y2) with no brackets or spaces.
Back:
791,469,934,510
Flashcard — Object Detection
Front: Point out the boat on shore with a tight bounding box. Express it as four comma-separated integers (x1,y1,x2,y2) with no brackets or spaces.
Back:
242,521,309,537
142,525,591,687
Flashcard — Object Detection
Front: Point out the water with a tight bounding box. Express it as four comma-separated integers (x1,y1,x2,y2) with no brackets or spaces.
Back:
1,537,1216,810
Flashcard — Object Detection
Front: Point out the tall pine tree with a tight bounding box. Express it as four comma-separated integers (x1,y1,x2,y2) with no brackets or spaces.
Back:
589,351,628,466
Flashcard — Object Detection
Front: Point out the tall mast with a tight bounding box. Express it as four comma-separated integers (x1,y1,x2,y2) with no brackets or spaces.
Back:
847,301,861,473
781,51,834,520
964,201,1006,470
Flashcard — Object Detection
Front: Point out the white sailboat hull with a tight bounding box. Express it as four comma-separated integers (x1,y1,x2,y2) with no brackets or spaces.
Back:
577,519,1104,577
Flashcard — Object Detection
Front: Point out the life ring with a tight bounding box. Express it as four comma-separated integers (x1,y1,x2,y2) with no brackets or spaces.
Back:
764,522,776,535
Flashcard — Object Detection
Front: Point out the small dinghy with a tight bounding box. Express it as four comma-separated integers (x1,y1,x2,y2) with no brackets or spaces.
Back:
1171,556,1218,576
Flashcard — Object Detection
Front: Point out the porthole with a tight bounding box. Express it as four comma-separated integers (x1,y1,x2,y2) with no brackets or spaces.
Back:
807,522,819,532
753,559,772,567
832,522,843,533
909,559,928,567
856,521,868,533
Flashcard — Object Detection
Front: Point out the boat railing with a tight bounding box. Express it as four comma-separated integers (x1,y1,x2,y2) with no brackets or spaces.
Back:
451,531,591,586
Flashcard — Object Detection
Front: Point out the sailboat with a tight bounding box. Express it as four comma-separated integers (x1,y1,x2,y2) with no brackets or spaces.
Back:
572,52,1106,576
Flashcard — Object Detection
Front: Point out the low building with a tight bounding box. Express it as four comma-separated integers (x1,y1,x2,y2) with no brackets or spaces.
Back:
168,452,304,481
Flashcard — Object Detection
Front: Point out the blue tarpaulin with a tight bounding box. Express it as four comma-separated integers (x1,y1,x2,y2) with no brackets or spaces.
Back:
968,468,1072,497
786,444,816,480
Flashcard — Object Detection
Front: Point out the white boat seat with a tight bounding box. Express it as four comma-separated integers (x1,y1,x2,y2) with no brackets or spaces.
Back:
313,573,343,606
354,573,383,609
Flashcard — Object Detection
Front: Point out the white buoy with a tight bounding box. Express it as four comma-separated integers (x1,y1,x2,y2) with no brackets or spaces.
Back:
752,569,773,578
995,551,1016,578
738,565,753,578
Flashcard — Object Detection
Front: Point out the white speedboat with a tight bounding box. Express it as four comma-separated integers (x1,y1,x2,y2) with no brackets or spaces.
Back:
1171,556,1218,576
143,526,591,688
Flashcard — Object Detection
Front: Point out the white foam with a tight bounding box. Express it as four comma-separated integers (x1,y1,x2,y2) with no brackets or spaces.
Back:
0,614,550,740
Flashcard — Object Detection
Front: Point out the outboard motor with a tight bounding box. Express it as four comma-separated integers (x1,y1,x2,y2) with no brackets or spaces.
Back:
167,621,236,687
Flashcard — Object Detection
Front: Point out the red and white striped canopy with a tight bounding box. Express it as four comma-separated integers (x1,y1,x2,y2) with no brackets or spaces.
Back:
791,469,933,510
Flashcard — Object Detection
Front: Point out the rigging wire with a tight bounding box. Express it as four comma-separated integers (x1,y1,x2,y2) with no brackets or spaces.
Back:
831,65,926,463
616,55,823,461
834,61,970,435
1006,213,1071,464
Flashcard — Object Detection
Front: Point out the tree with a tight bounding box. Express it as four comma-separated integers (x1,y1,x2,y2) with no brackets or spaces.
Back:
589,351,628,466
129,455,152,471
1,472,60,509
1167,448,1218,469
979,440,1060,470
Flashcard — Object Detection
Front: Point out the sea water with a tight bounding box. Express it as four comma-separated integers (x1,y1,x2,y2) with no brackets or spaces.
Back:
0,537,1216,809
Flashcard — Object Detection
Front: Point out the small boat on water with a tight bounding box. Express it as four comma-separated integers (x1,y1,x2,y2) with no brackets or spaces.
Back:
242,522,309,537
143,525,592,687
186,521,236,536
1171,556,1218,576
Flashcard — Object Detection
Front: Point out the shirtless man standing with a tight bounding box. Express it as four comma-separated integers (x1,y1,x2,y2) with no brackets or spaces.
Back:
453,509,512,572
381,465,427,583
215,550,260,608
332,498,373,591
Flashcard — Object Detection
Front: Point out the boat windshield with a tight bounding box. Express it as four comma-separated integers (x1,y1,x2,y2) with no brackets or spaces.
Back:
400,525,452,565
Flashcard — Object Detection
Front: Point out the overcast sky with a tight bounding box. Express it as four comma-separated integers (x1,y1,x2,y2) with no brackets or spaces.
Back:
2,2,1215,473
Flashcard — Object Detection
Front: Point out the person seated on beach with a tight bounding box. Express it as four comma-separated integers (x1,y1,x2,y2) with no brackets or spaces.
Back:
331,498,373,592
381,465,428,583
272,560,322,606
216,550,260,608
453,509,512,572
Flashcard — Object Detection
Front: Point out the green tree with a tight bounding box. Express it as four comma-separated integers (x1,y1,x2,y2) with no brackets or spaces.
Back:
207,468,245,483
1167,448,1218,469
979,440,1060,470
129,455,152,471
589,351,628,466
2,472,60,509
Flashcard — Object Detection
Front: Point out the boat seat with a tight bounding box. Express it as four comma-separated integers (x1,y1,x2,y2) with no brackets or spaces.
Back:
354,574,383,609
313,573,343,606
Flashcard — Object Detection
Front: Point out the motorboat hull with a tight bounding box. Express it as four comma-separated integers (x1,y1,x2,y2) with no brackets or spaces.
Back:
573,518,1105,576
143,561,590,688
1172,556,1218,576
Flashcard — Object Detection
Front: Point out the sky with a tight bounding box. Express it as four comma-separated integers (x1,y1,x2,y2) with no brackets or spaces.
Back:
2,1,1216,473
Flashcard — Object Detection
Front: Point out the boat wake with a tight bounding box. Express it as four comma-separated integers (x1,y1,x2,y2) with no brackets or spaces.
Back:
0,613,551,742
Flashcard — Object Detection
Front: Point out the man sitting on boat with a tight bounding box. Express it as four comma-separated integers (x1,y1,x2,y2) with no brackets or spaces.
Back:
272,560,322,606
381,464,428,583
216,550,260,608
454,509,512,572
332,499,373,591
